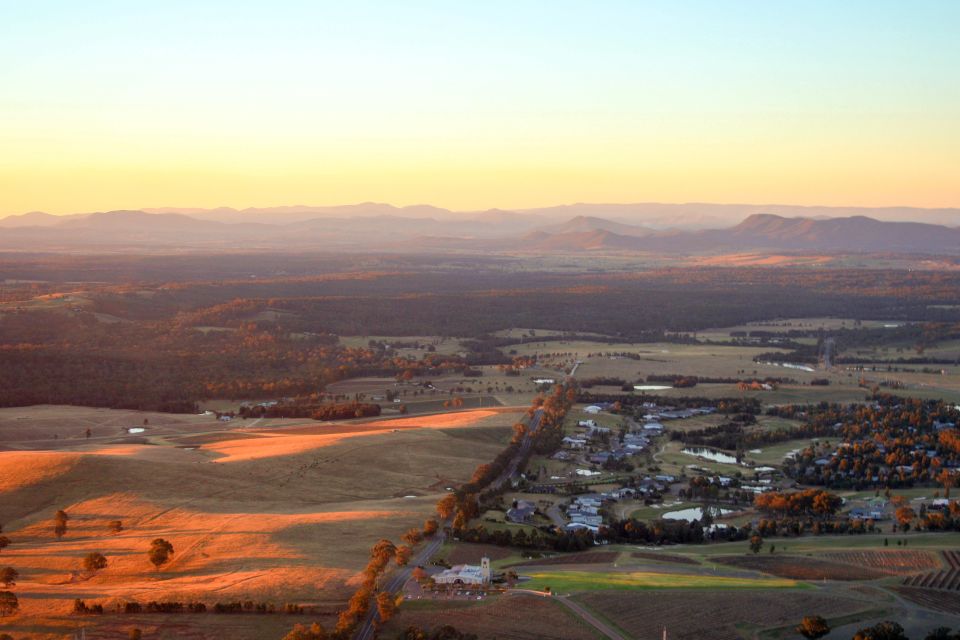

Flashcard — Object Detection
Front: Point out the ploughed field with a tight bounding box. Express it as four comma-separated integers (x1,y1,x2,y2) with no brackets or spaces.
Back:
504,551,620,568
902,551,960,591
715,555,895,581
820,550,942,574
629,551,700,565
380,594,601,640
893,587,960,615
0,405,523,639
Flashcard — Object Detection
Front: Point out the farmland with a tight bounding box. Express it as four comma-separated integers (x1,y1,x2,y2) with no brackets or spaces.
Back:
714,555,890,581
5,270,960,638
573,589,881,640
519,569,800,592
0,406,524,639
380,594,602,640
822,550,942,575
504,551,620,568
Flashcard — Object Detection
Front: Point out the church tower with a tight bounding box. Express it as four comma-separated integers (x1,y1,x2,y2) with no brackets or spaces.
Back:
480,556,491,582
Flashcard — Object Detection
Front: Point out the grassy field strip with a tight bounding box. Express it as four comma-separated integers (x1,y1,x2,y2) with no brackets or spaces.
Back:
521,569,803,591
623,531,960,558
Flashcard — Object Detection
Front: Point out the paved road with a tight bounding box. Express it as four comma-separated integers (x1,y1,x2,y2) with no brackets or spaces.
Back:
355,409,543,639
569,360,584,377
355,526,448,640
545,504,567,528
821,336,835,369
491,408,542,490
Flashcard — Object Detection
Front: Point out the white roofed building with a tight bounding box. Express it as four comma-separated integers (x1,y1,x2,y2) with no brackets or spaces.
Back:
433,557,491,586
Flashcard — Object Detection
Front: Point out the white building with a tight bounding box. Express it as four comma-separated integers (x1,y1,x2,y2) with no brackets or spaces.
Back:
433,557,491,586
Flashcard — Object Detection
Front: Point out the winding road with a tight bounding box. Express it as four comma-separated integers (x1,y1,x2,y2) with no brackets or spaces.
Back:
354,409,543,639
354,526,448,640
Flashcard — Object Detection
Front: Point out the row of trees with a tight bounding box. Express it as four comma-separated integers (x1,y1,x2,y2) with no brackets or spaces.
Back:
285,513,441,640
240,400,383,421
754,489,843,517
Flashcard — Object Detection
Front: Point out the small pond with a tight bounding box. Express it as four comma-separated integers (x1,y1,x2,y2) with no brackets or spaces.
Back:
759,361,816,372
662,506,733,521
682,447,742,465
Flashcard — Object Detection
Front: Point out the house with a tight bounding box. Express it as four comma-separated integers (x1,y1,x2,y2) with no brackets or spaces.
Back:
583,405,602,414
568,504,599,516
506,500,537,523
564,522,600,533
562,436,587,449
849,508,887,521
590,452,611,465
642,422,664,434
623,435,648,452
569,513,603,527
578,419,599,428
433,558,491,586
573,495,602,508
659,409,697,420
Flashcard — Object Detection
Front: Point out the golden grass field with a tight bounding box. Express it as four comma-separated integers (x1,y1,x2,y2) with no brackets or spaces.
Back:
0,405,524,639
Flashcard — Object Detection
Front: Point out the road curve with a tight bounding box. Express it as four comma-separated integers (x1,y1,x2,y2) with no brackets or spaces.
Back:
354,527,448,640
355,409,543,639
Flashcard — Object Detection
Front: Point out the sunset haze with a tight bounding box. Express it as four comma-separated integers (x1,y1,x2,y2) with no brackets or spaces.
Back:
2,0,959,214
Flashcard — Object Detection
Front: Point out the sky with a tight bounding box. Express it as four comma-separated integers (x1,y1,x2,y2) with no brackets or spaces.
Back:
1,0,959,214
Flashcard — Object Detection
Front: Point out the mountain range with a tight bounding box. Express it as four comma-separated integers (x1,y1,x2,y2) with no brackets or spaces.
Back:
1,205,959,255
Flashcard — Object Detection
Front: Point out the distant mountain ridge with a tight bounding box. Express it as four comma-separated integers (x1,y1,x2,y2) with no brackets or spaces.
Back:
1,207,959,255
6,201,960,228
723,214,960,251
